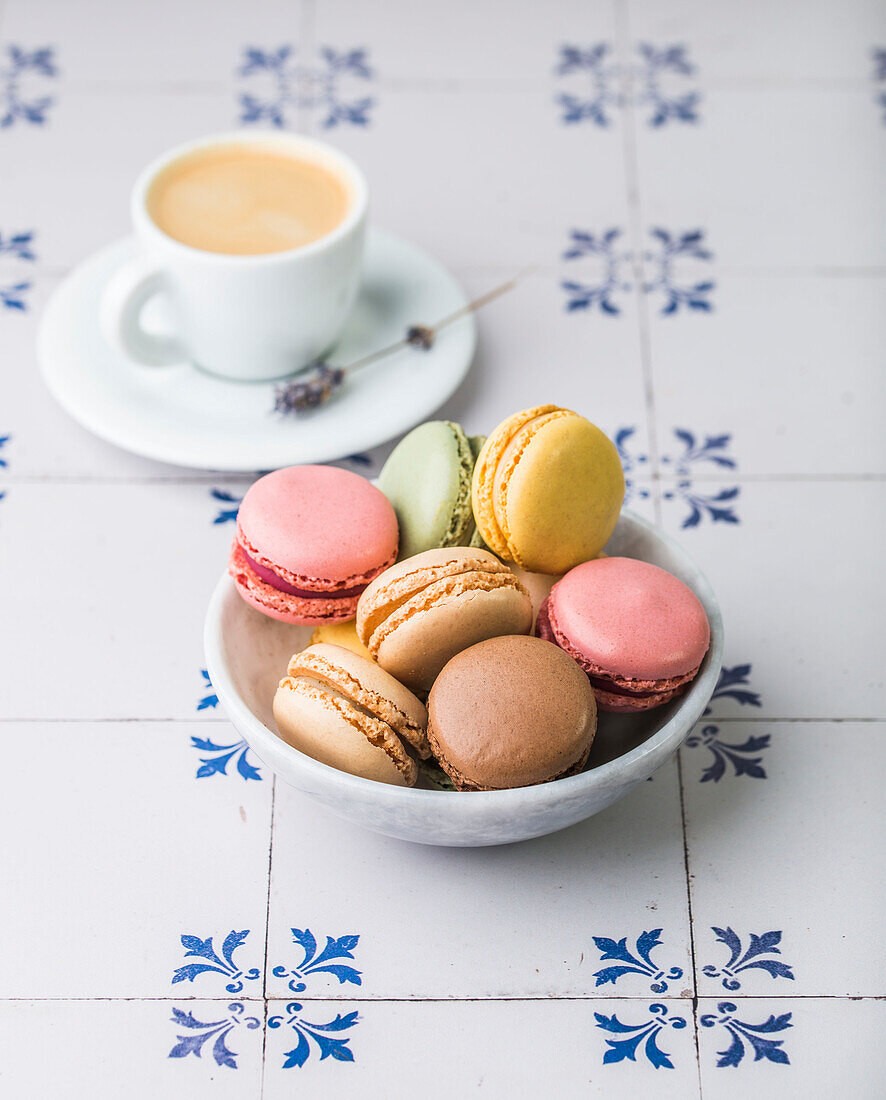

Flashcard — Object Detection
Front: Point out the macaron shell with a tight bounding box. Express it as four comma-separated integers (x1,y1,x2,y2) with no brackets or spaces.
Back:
549,556,710,681
273,679,414,786
471,405,561,559
500,413,624,573
356,547,516,642
229,542,359,625
237,465,398,588
373,581,533,693
378,421,475,559
427,635,597,790
288,643,430,757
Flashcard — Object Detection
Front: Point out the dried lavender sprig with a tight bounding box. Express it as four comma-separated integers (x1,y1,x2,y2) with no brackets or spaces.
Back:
273,266,535,415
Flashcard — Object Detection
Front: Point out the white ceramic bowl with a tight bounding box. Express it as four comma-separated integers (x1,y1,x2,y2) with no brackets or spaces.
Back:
204,510,723,846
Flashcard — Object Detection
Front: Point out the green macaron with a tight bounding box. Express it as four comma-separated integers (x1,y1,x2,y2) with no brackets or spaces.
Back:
379,421,486,560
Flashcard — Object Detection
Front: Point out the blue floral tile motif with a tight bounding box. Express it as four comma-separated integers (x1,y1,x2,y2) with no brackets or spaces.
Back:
555,43,699,128
661,429,739,528
168,1003,261,1069
642,229,714,313
192,671,262,780
685,724,770,782
873,49,886,122
592,930,684,993
614,427,651,507
561,228,715,316
0,46,56,128
704,663,761,716
172,930,261,994
0,229,37,313
344,452,374,468
268,1002,358,1069
612,427,738,528
555,44,621,127
635,44,700,127
700,1002,792,1067
702,928,795,991
211,488,241,524
0,435,10,468
0,230,36,261
595,1003,687,1069
561,228,630,314
196,669,218,711
238,45,373,129
272,928,362,993
191,733,262,780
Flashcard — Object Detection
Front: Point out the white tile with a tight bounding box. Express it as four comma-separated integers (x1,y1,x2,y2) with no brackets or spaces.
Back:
438,270,650,459
0,88,233,269
647,274,886,475
304,87,631,271
683,722,886,997
263,998,699,1097
266,757,691,999
628,0,886,83
0,278,210,479
697,998,886,1097
0,1000,265,1098
313,0,619,83
634,87,886,269
659,481,886,719
0,721,271,996
1,0,297,85
0,483,238,719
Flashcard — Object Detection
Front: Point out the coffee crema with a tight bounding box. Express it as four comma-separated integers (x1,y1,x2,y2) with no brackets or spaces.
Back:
146,144,351,256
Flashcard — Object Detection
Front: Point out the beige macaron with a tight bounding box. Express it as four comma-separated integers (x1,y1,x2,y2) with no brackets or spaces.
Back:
356,547,533,693
273,643,429,786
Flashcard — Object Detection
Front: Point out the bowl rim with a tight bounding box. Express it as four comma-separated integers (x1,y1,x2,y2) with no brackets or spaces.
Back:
204,508,724,807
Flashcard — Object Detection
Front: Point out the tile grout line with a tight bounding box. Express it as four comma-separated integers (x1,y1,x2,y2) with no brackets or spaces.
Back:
0,993,880,1002
297,0,317,135
676,750,703,1097
259,774,277,1094
614,0,662,529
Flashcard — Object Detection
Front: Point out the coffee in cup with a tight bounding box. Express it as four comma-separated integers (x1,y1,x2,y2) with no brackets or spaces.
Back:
145,145,352,256
100,132,368,381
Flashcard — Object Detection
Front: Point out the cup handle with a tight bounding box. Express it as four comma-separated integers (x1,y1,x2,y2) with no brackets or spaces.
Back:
99,255,186,367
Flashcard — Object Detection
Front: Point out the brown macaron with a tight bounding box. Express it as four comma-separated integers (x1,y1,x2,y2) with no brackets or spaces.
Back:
426,635,597,791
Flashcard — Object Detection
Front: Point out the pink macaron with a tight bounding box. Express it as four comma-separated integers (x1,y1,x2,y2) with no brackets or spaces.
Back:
229,465,399,625
536,556,710,713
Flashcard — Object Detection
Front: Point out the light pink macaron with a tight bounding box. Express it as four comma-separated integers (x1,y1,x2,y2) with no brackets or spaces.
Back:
536,556,710,712
229,465,399,625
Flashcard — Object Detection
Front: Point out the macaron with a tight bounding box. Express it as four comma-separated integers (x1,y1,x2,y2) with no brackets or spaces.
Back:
378,421,486,559
356,547,533,693
471,405,625,574
537,556,711,712
229,465,398,625
427,635,597,791
310,619,373,660
273,643,429,786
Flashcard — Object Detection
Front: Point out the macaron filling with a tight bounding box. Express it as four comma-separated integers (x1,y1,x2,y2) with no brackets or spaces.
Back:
241,548,367,599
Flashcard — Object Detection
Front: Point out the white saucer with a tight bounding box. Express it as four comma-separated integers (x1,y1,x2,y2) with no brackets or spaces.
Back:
38,230,476,471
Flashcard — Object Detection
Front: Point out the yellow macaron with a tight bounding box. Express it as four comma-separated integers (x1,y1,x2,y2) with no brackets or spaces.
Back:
471,405,624,574
309,619,373,660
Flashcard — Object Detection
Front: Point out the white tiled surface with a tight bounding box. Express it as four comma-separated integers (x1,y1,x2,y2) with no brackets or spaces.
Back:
1,0,884,1096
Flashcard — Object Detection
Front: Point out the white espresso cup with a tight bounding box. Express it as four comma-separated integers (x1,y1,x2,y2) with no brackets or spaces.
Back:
100,131,368,381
